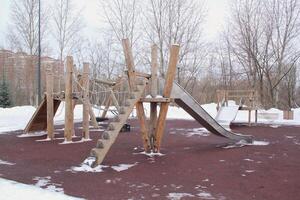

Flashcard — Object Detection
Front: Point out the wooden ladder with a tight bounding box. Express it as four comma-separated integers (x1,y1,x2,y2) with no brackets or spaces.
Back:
88,79,148,167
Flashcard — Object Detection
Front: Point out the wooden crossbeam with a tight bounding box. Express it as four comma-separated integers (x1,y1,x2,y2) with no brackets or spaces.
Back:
139,98,173,103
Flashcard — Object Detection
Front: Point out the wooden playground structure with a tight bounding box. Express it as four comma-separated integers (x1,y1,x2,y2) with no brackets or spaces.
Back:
25,39,182,165
24,38,253,167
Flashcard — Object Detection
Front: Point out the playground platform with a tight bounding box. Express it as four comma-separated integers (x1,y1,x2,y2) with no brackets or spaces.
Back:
0,119,299,200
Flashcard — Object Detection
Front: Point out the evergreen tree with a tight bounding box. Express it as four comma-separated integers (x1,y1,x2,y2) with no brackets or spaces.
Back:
0,79,11,108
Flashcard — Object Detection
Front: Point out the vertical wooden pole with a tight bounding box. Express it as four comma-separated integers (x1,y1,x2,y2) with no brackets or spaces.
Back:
122,38,150,151
64,56,74,142
46,67,54,140
150,45,158,150
151,45,158,97
122,39,136,91
82,63,90,139
154,45,180,152
136,102,150,151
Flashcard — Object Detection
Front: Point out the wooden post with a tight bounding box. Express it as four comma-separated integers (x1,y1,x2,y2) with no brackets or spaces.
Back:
82,63,90,140
122,38,150,151
136,102,150,151
122,39,136,91
154,45,180,152
46,67,54,140
151,45,158,97
150,45,158,150
64,56,74,142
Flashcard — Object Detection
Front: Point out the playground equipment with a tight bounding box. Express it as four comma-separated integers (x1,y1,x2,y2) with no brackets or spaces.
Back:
24,58,122,141
216,90,258,126
24,38,253,168
87,39,253,167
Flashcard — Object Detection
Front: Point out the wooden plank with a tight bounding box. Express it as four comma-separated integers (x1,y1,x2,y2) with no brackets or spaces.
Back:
135,71,151,79
139,98,173,103
154,45,180,152
64,56,74,142
82,63,90,139
136,102,150,152
46,67,54,140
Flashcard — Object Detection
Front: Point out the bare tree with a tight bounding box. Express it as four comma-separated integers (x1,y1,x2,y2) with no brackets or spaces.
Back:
52,0,84,62
7,0,49,55
225,0,300,108
100,0,139,46
143,0,207,83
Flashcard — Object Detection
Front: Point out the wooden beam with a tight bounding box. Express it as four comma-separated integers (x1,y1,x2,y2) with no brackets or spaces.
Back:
139,98,173,103
122,39,137,91
64,56,74,142
94,78,116,86
136,102,150,152
151,44,158,97
46,67,54,140
82,63,90,139
135,71,151,79
154,45,180,152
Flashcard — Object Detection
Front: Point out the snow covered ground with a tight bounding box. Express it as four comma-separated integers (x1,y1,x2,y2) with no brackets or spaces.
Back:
0,178,82,200
1,101,300,134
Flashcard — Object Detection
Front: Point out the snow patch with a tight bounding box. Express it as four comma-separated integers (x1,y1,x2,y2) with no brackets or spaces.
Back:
111,163,138,172
33,176,64,193
18,131,47,138
134,151,165,157
167,193,195,200
0,159,15,166
197,192,215,199
223,140,269,149
0,178,82,200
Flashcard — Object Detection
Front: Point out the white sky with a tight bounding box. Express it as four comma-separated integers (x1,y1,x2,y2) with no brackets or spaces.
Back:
0,0,229,48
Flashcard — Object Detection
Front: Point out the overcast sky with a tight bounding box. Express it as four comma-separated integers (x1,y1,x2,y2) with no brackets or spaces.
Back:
0,0,229,48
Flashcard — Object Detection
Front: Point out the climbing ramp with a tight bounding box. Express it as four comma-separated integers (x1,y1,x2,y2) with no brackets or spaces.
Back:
171,82,253,142
24,96,61,133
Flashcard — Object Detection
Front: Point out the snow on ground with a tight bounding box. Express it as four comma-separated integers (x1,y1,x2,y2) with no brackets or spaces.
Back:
1,101,300,134
0,159,15,165
111,162,138,172
0,178,82,200
67,157,138,173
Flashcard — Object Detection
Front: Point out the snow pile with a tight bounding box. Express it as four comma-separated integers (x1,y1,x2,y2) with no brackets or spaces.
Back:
0,106,35,133
0,178,82,200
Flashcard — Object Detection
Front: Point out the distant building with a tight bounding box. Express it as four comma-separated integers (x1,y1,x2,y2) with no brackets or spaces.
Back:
0,49,63,106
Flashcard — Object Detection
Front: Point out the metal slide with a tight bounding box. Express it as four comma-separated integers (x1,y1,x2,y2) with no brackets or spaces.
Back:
171,82,253,142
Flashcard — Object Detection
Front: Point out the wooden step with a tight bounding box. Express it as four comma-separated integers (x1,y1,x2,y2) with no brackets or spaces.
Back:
88,80,148,166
